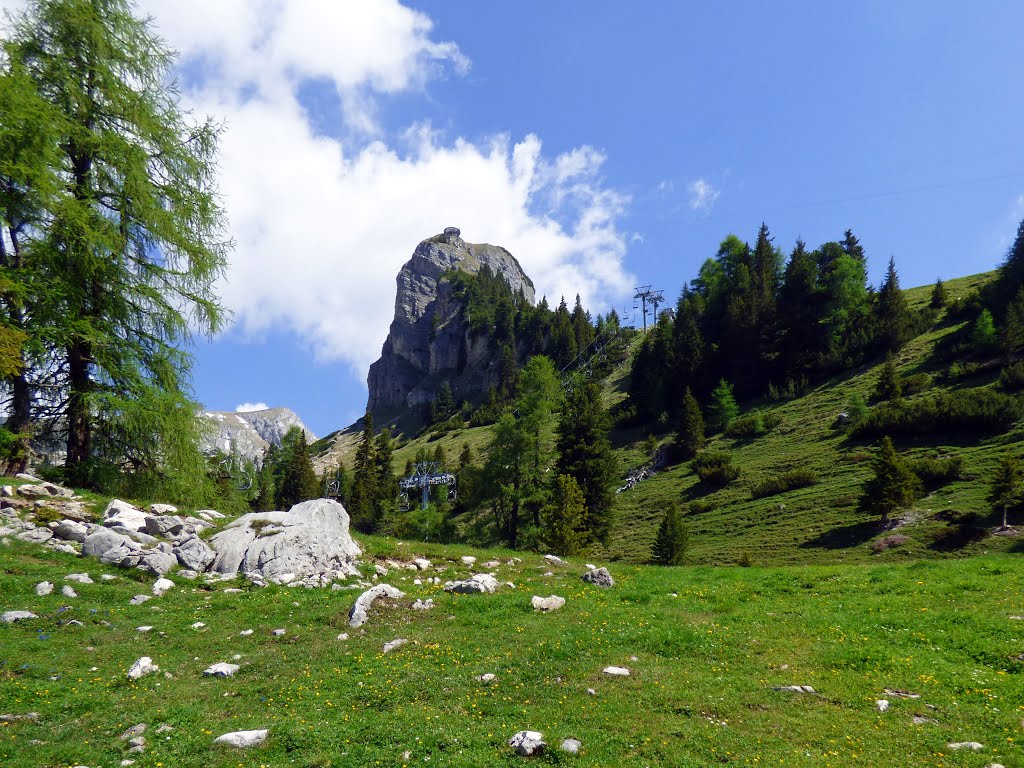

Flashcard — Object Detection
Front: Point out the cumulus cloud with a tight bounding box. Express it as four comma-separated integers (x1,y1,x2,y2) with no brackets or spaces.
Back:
235,402,270,413
688,178,720,212
0,1,633,381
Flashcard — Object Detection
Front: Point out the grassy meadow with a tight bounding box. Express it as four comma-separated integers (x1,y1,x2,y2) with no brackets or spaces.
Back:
1,538,1022,767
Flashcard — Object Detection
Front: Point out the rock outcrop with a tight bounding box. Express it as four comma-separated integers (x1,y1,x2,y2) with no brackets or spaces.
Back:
367,228,536,414
199,407,315,464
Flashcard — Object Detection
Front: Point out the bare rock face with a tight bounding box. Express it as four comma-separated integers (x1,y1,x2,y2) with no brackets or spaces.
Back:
367,228,536,414
208,499,361,583
199,407,315,464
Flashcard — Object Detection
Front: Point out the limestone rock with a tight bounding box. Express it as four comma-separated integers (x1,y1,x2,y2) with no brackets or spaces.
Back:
948,742,984,751
148,503,178,516
61,585,77,598
129,595,151,606
349,584,405,628
460,555,477,566
560,738,582,754
102,500,149,532
602,666,631,677
65,573,93,584
209,499,361,583
54,520,88,543
152,578,175,596
127,657,159,680
581,567,613,588
876,699,889,712
120,724,147,740
367,231,537,414
213,729,268,748
543,554,567,566
139,550,177,576
201,407,314,465
144,515,186,538
203,662,240,678
508,730,546,756
174,535,215,572
445,573,499,594
83,527,139,559
15,527,53,544
475,673,496,683
1,610,37,623
35,581,54,596
383,638,408,654
531,595,565,612
412,557,431,570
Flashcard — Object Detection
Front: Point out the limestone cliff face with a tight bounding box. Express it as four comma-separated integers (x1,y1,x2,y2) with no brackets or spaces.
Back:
367,228,535,414
200,407,316,464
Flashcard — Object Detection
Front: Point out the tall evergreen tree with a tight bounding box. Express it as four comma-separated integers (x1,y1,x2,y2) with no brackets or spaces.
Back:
707,379,739,432
276,428,319,509
548,296,577,368
859,436,921,526
776,239,822,380
651,504,688,565
570,293,595,355
373,428,398,526
672,387,705,461
541,473,587,556
988,455,1023,530
929,278,948,310
348,414,378,532
1000,287,1024,361
873,357,902,402
5,0,229,489
875,256,912,353
555,380,617,542
991,218,1024,315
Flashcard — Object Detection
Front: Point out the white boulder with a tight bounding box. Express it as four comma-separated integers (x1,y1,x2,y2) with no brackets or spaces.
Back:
213,729,267,748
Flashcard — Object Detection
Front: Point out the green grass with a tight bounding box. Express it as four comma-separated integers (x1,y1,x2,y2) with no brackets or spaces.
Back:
0,539,1021,767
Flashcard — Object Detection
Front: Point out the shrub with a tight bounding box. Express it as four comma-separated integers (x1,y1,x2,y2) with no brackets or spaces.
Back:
900,372,932,396
691,450,740,486
737,551,753,567
686,499,715,515
749,468,819,499
851,388,1024,438
725,412,782,439
905,454,964,491
999,361,1024,391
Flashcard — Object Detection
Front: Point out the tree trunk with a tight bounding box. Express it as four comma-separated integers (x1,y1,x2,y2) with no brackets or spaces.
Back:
7,371,31,474
66,340,92,475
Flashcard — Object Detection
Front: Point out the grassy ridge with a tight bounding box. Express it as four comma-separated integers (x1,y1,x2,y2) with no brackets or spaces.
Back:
0,540,1021,766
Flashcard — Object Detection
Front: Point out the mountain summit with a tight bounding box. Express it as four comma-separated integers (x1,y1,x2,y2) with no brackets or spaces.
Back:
367,228,535,416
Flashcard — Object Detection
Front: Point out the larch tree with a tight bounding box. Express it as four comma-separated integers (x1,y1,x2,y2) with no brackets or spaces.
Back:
5,0,230,490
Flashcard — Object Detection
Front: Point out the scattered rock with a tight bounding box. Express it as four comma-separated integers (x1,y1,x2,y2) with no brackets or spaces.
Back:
16,527,53,544
412,558,431,570
152,578,175,596
191,622,206,629
475,673,496,683
876,699,889,712
460,555,476,566
120,723,147,740
586,688,596,696
173,535,216,572
948,742,984,751
137,626,153,633
239,629,254,636
603,666,631,677
213,729,268,748
1,610,37,623
129,595,151,606
54,520,88,543
560,738,582,754
482,560,500,569
531,595,566,612
508,730,546,756
14,472,40,482
772,685,816,694
0,712,40,722
336,633,349,641
148,503,178,516
65,573,93,584
383,638,408,654
544,554,567,566
35,581,54,596
581,567,613,588
127,657,159,680
913,715,937,725
61,585,77,598
83,527,139,559
883,688,920,699
204,662,240,678
349,584,405,628
155,724,173,734
272,629,286,636
102,499,150,532
445,573,499,594
411,598,434,611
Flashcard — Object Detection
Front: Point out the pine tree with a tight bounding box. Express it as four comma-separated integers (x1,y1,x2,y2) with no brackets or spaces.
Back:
556,381,617,542
971,309,998,352
348,414,378,532
651,504,688,565
672,387,705,460
541,474,587,556
276,428,319,509
252,452,276,512
859,436,921,526
373,428,398,526
707,379,739,432
988,455,1022,530
875,256,912,353
992,218,1024,313
5,0,229,489
929,278,948,310
873,357,902,402
1000,287,1024,361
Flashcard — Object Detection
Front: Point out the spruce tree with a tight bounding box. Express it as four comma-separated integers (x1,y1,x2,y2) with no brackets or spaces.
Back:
652,504,688,565
5,0,229,489
707,379,739,432
859,436,921,526
875,256,912,353
1000,287,1024,361
373,428,398,526
873,357,902,402
541,474,587,556
988,455,1022,530
348,414,378,532
971,309,998,352
555,380,617,542
929,278,948,310
276,429,319,509
672,387,705,460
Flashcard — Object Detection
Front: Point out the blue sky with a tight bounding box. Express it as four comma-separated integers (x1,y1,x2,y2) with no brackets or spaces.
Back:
6,0,1023,437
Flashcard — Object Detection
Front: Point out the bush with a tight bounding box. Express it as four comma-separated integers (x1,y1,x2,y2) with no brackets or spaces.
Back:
851,388,1024,439
749,468,819,499
905,454,964,491
999,361,1024,391
691,450,740,486
725,412,782,439
686,499,715,515
900,372,932,396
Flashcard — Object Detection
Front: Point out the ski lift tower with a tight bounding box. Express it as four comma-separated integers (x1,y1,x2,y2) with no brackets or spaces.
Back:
398,462,456,511
633,285,665,332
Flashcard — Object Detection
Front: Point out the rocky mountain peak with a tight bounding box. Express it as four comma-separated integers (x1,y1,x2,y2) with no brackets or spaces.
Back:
200,407,316,464
367,228,536,415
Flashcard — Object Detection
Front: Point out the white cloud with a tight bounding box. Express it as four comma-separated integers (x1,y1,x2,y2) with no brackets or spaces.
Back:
0,0,633,383
236,402,270,413
688,178,720,212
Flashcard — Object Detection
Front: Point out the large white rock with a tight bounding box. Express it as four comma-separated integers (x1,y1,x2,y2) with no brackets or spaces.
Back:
508,730,546,756
102,500,150,532
444,573,500,594
82,526,142,559
127,657,159,680
349,584,405,627
532,595,566,612
35,581,54,596
152,578,175,596
1,610,37,623
174,535,215,572
15,527,53,544
213,729,268,748
54,519,88,543
209,499,361,583
203,662,240,678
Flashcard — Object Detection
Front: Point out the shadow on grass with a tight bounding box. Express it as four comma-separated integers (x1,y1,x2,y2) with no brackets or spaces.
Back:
799,520,879,550
928,510,990,552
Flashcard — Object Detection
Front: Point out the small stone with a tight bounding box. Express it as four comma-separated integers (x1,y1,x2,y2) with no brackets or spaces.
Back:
947,742,984,751
772,685,815,694
213,729,268,748
65,620,84,627
61,585,78,598
876,699,889,712
508,730,546,756
152,578,174,596
1,610,37,623
460,555,476,566
101,574,117,581
191,622,205,629
412,558,431,570
531,595,566,612
336,633,349,641
883,688,920,699
544,554,567,566
223,588,243,594
65,573,93,584
121,760,136,766
560,738,582,754
482,560,500,569
272,628,286,636
0,712,40,722
121,724,148,741
581,567,614,588
239,629,254,636
203,662,240,678
475,673,496,683
232,654,241,660
155,724,173,734
127,656,159,680
586,688,596,696
913,715,937,725
445,573,499,595
128,595,151,606
136,626,153,632
35,581,54,596
412,598,434,610
383,638,408,654
603,666,631,677
127,736,146,751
